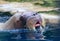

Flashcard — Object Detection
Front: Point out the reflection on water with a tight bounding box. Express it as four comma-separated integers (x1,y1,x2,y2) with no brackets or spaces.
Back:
0,14,60,41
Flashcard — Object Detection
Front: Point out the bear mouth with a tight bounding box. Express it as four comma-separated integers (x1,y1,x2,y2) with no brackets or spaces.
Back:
35,21,41,29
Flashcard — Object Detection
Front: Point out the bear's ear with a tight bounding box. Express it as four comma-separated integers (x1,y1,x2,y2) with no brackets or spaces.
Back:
20,16,26,26
13,12,24,21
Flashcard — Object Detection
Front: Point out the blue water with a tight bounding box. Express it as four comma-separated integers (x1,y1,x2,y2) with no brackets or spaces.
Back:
0,13,60,41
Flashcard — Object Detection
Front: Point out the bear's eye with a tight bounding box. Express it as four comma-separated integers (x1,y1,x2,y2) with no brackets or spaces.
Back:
33,13,38,16
33,14,36,16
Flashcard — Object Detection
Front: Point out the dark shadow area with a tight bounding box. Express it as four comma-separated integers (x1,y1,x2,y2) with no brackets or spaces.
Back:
0,12,12,17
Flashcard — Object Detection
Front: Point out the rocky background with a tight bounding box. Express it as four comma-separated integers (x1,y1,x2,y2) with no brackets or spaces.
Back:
0,0,60,15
